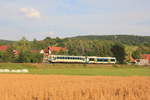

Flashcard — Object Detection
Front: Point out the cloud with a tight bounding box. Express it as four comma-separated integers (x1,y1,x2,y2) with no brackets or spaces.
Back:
20,8,41,19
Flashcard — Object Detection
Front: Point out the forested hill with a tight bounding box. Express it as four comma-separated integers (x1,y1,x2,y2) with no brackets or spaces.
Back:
71,35,150,45
0,35,150,45
0,35,150,63
0,40,14,45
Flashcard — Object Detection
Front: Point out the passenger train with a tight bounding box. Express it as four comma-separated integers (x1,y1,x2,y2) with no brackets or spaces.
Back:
48,55,116,64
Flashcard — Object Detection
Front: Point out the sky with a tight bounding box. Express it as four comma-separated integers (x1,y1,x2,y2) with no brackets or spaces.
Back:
0,0,150,40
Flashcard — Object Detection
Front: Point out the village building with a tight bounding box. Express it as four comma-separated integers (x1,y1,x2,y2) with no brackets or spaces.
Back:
0,45,19,56
41,46,68,63
136,54,150,65
0,45,9,52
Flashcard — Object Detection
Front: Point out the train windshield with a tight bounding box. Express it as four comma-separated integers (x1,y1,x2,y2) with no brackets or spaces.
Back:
110,59,116,62
89,58,94,61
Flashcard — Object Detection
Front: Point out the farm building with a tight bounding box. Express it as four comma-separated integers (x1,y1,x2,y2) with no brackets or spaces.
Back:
0,45,9,51
0,45,19,55
136,54,150,65
42,46,67,55
142,54,150,61
41,46,68,63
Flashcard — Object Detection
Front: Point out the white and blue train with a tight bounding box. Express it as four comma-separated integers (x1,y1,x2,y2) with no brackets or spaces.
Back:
48,55,116,64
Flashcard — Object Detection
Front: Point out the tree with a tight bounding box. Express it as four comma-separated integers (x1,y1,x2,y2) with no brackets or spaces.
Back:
17,50,31,63
132,50,141,59
30,53,43,63
0,51,5,62
111,43,126,64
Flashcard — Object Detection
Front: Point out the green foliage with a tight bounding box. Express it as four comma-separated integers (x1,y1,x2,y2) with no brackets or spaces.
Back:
111,43,126,64
131,46,150,59
2,48,18,62
124,45,138,62
17,51,43,63
30,53,43,63
132,50,141,59
0,51,4,62
0,35,150,63
72,35,150,45
66,39,114,56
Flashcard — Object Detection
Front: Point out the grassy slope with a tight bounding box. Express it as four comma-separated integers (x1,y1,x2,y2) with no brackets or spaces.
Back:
0,63,150,76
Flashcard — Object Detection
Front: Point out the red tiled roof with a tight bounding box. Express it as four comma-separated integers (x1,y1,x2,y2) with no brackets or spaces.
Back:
44,46,67,53
0,45,9,51
142,54,150,60
48,46,67,52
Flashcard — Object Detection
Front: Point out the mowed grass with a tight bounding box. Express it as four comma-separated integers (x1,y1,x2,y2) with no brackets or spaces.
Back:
0,63,150,76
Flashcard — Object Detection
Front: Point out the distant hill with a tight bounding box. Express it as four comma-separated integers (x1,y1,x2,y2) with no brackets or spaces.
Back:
0,39,14,45
71,35,150,45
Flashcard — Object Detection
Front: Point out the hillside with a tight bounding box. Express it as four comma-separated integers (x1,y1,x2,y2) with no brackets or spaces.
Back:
0,40,14,45
0,35,150,45
71,35,150,45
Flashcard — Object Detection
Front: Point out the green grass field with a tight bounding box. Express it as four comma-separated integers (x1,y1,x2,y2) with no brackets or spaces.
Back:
0,63,150,76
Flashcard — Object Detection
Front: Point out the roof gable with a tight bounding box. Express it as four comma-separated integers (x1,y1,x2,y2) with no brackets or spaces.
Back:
48,46,67,52
142,54,150,60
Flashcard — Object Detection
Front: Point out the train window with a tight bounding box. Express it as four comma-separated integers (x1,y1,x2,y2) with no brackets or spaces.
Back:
111,59,115,62
104,59,108,62
75,57,78,59
89,58,94,61
97,58,103,62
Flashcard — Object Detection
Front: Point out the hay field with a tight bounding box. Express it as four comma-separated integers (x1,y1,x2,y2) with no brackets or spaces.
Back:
0,74,150,100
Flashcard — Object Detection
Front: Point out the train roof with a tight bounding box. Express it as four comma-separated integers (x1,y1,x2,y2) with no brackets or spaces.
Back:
87,56,116,58
49,55,116,58
49,55,85,57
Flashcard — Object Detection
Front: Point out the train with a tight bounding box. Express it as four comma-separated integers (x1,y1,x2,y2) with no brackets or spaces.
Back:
48,55,116,64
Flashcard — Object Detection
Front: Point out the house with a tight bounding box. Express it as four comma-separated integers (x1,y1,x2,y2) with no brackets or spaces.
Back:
46,46,67,52
0,45,9,51
41,46,68,63
43,46,67,55
0,45,20,56
142,54,150,61
136,54,150,65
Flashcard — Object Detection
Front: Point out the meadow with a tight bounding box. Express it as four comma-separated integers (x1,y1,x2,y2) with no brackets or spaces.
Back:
0,63,150,76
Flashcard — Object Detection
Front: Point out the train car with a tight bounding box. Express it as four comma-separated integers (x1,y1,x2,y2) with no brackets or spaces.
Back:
87,56,116,64
48,55,86,63
48,55,116,64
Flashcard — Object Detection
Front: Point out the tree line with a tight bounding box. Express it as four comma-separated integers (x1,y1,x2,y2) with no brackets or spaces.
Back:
0,35,150,64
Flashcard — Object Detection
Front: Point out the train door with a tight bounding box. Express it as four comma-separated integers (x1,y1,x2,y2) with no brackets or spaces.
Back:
88,57,96,64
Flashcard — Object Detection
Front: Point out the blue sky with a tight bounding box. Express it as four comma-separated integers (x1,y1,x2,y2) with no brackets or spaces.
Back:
0,0,150,40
